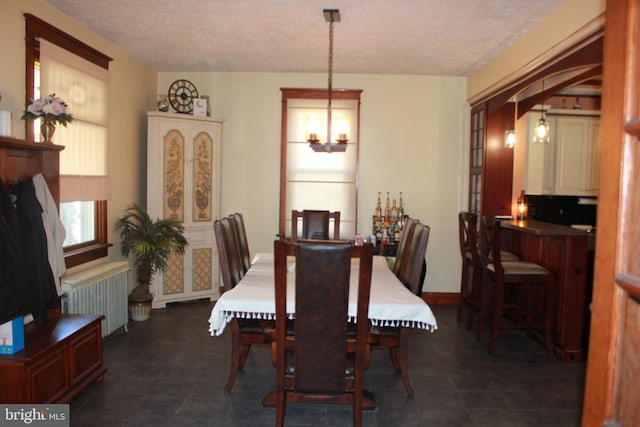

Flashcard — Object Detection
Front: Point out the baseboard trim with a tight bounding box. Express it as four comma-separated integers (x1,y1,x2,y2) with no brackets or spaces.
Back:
421,292,459,306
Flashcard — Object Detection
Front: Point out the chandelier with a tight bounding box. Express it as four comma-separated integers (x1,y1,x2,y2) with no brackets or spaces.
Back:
308,9,348,153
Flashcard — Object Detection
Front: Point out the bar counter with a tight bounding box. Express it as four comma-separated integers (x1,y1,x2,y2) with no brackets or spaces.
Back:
499,219,590,363
501,219,590,237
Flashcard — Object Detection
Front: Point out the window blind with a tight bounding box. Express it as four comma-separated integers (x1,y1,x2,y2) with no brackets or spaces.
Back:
40,39,111,201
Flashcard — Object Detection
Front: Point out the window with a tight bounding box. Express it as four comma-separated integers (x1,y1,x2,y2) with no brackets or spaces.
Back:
469,105,485,215
25,14,112,267
279,88,362,238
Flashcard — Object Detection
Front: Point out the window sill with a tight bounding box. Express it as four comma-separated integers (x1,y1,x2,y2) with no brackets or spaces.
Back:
64,242,112,269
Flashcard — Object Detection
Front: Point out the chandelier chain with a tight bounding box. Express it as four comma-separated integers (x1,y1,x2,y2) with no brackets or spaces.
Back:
327,13,335,143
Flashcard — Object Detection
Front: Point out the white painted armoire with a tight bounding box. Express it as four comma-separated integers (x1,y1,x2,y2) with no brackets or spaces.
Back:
146,111,222,308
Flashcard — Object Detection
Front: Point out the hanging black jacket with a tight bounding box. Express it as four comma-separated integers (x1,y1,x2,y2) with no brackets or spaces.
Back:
0,178,29,324
11,179,59,324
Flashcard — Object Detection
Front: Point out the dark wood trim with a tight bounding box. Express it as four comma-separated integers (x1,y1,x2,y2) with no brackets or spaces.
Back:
582,0,632,424
517,65,603,118
421,292,460,306
64,243,112,269
25,14,112,69
470,34,604,115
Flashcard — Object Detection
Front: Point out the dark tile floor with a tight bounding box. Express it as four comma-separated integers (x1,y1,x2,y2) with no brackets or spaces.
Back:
69,301,585,426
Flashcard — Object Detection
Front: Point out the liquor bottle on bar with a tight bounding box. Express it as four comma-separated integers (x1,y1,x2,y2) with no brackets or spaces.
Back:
398,192,405,231
374,192,382,239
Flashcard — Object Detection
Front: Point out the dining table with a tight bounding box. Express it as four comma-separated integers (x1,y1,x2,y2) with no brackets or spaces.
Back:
208,252,438,337
207,250,438,409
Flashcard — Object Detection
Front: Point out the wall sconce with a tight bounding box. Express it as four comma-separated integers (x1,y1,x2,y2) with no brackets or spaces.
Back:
505,129,516,148
308,9,347,153
533,79,550,144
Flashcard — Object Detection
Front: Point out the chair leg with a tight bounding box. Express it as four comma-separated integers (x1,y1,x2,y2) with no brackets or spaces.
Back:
544,278,554,353
275,391,285,427
225,319,241,392
457,262,467,323
354,359,364,427
476,273,489,342
239,344,251,369
488,281,504,353
365,344,371,369
388,347,401,373
467,266,482,330
398,328,414,397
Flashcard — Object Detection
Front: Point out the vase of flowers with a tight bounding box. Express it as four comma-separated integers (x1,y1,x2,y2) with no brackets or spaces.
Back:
21,94,73,144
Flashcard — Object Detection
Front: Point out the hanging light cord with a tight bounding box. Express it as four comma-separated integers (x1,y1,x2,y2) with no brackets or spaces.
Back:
540,79,545,120
327,12,335,144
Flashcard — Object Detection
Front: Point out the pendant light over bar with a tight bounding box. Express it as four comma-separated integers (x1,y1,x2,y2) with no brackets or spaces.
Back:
533,79,550,144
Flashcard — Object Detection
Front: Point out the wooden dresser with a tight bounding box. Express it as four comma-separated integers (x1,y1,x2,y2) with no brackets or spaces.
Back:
500,220,590,362
0,314,106,403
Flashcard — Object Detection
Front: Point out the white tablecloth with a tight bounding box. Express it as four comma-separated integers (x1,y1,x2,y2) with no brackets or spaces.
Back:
208,253,438,336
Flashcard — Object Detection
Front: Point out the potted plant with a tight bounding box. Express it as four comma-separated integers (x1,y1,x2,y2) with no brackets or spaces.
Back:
115,203,188,321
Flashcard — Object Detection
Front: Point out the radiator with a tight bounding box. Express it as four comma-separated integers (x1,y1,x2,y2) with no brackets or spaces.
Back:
61,261,130,337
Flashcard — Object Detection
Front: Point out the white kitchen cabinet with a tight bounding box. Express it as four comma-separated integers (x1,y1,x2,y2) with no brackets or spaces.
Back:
525,111,600,196
146,112,222,308
553,115,600,196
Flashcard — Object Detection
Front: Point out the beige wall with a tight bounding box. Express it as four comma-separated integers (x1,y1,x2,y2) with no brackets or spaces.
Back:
159,72,468,293
467,0,606,101
0,1,157,283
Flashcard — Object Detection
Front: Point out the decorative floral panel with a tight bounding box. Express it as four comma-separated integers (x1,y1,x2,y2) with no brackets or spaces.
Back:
193,131,214,221
163,252,184,294
193,248,212,291
164,129,185,222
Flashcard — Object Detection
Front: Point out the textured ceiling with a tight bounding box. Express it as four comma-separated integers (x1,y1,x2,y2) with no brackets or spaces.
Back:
45,0,565,76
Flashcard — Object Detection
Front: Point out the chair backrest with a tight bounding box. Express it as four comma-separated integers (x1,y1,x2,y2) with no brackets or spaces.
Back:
229,212,251,274
392,218,419,277
291,209,341,240
273,239,373,395
458,211,480,266
395,222,430,295
214,217,244,292
479,216,502,277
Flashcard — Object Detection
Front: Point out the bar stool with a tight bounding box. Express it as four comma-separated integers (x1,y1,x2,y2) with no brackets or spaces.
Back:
457,212,519,330
477,216,553,353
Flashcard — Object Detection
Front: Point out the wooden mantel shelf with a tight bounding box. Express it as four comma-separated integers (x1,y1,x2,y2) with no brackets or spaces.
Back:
0,135,65,152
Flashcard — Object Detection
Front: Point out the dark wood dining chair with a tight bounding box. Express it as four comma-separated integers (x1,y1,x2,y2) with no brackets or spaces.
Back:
229,212,251,274
367,221,430,397
477,216,553,353
271,239,373,427
213,217,271,392
391,218,418,277
291,209,340,240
